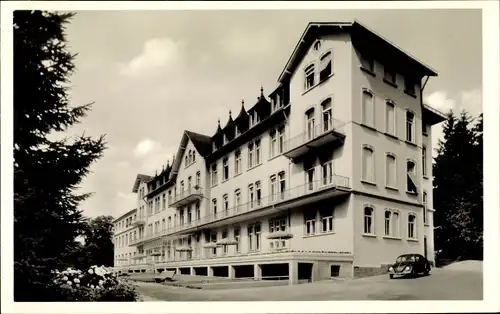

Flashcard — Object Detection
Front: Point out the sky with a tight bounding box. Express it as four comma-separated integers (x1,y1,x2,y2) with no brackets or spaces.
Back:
61,9,483,219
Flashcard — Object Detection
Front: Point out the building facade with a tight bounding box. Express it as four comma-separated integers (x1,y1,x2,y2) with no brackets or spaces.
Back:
120,21,446,283
112,208,139,272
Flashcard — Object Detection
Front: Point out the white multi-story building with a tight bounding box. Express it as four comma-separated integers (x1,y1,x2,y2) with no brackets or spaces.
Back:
121,21,445,283
112,208,138,272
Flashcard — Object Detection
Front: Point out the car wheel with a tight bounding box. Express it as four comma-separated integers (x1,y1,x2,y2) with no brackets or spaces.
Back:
411,269,417,278
389,274,394,279
425,266,431,276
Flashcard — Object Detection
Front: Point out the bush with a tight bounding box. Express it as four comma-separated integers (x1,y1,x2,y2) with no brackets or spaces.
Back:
52,265,139,301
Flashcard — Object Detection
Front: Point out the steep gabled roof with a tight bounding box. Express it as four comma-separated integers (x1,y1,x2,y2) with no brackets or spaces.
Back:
185,130,213,157
170,130,213,182
131,174,152,193
278,20,437,83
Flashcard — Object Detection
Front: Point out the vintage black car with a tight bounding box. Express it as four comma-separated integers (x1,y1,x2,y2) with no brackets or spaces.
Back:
388,253,431,279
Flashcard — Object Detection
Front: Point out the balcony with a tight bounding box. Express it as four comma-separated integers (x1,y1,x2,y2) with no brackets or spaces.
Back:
168,186,204,208
283,118,346,161
129,235,147,246
132,216,146,226
169,174,350,235
127,174,350,242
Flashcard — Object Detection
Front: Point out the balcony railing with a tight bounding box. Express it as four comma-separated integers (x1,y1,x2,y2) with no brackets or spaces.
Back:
132,216,146,226
283,118,346,160
129,174,350,245
168,187,204,208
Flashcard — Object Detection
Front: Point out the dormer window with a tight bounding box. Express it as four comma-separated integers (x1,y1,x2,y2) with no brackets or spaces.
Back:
223,134,227,145
254,111,259,124
235,125,240,137
249,114,253,127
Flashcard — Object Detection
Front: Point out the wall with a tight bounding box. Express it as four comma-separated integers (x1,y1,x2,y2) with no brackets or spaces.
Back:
287,33,354,189
208,126,291,218
350,47,424,204
421,123,435,263
352,193,424,267
113,210,138,268
288,197,353,253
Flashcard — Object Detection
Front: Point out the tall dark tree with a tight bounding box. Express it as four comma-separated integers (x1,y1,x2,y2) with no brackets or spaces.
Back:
433,110,483,261
81,215,115,268
14,11,106,301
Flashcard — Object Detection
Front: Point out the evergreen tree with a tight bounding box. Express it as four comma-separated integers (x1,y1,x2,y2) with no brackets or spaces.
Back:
14,11,106,301
82,215,115,268
433,110,483,261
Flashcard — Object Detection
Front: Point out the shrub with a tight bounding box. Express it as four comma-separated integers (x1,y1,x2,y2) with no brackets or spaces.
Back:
52,265,139,301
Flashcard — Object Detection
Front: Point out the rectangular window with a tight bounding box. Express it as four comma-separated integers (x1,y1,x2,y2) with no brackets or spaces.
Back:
384,66,396,85
248,143,254,169
255,140,261,165
162,218,166,231
210,232,217,257
406,111,415,143
304,64,315,90
306,110,315,141
270,175,277,202
196,202,201,220
223,157,229,181
386,101,396,136
384,210,391,236
404,77,416,95
188,176,192,191
211,163,218,186
270,130,277,158
386,154,397,187
162,193,166,210
362,146,374,182
364,206,374,234
278,126,285,154
407,161,418,193
319,52,332,81
255,181,261,206
423,191,428,224
422,146,427,177
322,98,332,132
235,189,241,212
187,206,192,223
179,210,184,226
255,223,261,251
322,161,333,186
320,208,334,233
279,172,286,200
248,184,254,209
235,150,242,175
408,214,416,239
196,171,200,187
362,90,374,127
304,211,316,236
247,225,253,251
360,55,374,72
223,194,229,213
306,167,315,191
234,227,240,253
212,198,217,216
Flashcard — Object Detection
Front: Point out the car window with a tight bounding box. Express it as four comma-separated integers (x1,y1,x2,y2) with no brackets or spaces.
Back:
396,255,416,262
